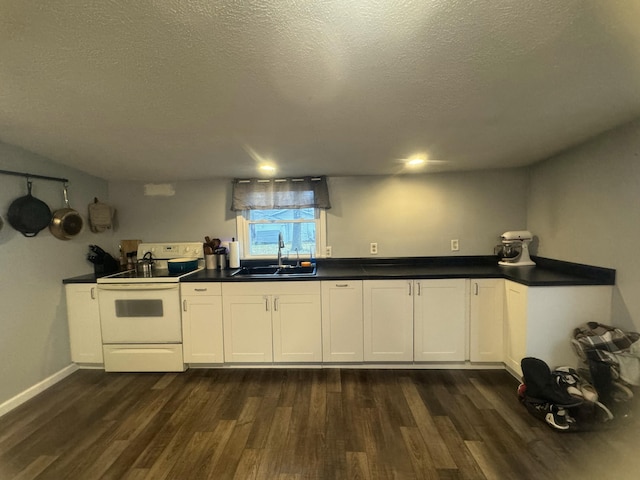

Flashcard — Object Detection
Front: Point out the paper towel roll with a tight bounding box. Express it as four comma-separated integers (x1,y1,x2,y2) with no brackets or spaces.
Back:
228,241,240,268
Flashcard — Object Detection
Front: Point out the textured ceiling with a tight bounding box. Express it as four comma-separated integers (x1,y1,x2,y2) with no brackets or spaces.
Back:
1,0,640,181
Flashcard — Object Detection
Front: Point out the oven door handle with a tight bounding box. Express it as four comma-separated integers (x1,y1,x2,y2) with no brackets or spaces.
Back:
97,284,179,291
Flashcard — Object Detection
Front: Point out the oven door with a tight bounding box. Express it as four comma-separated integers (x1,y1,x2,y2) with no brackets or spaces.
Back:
97,283,182,343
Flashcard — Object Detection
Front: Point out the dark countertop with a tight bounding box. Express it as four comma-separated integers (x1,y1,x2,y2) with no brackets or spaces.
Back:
63,256,616,287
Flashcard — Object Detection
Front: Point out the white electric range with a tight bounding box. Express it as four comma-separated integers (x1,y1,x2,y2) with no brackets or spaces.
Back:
97,242,204,372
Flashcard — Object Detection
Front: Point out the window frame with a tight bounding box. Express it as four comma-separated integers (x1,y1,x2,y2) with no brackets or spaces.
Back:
236,208,327,260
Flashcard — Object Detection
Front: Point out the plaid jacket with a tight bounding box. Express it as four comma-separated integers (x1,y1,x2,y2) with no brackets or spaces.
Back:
573,322,640,370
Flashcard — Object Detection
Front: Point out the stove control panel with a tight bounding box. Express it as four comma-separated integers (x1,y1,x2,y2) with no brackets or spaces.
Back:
137,242,203,260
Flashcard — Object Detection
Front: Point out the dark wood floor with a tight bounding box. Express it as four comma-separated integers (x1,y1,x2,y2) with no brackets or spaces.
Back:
0,368,638,479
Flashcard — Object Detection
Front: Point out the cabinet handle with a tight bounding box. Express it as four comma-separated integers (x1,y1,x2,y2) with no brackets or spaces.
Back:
335,283,349,287
274,297,279,311
194,288,208,292
417,282,421,296
265,296,270,312
408,282,412,296
90,287,95,299
183,299,187,312
474,283,479,296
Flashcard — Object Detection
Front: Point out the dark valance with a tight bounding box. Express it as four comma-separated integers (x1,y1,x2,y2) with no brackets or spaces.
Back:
231,176,331,210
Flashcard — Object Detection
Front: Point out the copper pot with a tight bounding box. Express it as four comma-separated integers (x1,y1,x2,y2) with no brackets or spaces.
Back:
50,184,83,240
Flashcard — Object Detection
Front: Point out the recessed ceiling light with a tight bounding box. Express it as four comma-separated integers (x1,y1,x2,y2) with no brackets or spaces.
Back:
406,158,425,167
259,164,276,173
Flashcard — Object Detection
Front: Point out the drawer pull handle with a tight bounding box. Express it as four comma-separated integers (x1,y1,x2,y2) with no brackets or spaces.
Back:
194,288,208,292
183,299,187,312
90,287,96,299
336,284,349,287
408,282,412,296
274,297,279,311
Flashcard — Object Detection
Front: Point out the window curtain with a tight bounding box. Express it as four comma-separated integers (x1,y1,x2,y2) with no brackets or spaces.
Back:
231,176,331,210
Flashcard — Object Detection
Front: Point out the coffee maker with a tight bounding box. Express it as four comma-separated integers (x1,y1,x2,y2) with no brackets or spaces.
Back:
496,230,535,266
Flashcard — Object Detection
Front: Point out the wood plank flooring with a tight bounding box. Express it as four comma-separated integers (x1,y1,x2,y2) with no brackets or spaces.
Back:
0,368,638,479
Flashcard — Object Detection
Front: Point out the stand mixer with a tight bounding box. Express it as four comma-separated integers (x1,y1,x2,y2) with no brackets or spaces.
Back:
496,230,535,266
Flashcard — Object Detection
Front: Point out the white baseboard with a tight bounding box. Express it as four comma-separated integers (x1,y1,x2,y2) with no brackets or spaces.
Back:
0,363,79,418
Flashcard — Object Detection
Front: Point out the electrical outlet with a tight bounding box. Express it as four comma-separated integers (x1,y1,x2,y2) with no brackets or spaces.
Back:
370,242,378,255
325,246,332,257
451,239,459,251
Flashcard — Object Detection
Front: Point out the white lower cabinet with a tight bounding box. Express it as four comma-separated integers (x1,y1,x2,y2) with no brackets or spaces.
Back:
363,279,468,362
65,283,103,364
469,279,505,363
180,283,224,364
222,282,321,363
321,280,364,362
363,280,414,361
414,279,467,362
504,280,613,376
504,280,528,374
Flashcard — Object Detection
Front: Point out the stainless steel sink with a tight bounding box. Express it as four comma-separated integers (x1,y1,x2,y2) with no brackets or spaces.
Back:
231,264,316,277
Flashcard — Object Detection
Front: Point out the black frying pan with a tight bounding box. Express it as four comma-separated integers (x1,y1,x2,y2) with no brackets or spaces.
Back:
7,180,52,237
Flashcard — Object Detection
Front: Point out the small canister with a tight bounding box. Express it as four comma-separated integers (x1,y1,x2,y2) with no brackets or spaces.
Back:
205,254,216,270
216,253,227,270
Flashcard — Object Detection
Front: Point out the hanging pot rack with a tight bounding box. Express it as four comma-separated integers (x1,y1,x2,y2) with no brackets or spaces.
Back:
0,168,69,185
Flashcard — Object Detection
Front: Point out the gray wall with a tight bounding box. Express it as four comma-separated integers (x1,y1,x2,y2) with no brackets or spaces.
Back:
0,143,110,406
328,171,529,257
528,119,640,331
107,179,237,254
107,169,530,258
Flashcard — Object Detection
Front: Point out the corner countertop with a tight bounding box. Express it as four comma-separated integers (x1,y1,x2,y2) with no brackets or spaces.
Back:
63,256,615,287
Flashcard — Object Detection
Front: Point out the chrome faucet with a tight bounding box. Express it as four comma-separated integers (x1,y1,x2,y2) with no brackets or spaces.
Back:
277,232,285,267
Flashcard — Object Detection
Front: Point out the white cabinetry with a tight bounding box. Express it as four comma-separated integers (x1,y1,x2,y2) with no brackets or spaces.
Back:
414,279,467,362
222,282,321,363
65,283,103,364
504,280,613,376
321,280,364,362
504,280,528,374
469,279,505,363
363,280,414,361
363,279,467,362
181,283,224,364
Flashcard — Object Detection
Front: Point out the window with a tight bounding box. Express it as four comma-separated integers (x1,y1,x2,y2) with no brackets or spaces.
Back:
232,176,330,260
237,208,326,259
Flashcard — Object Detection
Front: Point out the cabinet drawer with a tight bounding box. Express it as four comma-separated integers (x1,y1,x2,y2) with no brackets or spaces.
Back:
103,344,185,372
181,283,221,296
222,281,320,296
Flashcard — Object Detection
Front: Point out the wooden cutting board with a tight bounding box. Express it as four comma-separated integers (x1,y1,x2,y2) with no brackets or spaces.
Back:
120,239,142,256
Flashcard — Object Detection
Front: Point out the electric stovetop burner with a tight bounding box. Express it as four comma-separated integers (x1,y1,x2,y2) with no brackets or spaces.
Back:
97,242,204,283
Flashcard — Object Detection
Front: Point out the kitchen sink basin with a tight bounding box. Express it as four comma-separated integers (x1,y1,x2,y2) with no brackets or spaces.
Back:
231,264,316,277
276,265,316,275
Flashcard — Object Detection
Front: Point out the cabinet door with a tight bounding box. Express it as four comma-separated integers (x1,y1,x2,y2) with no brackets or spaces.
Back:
469,279,504,362
182,295,224,363
272,294,322,362
65,284,103,364
414,279,467,362
363,280,414,362
321,281,364,362
222,295,273,363
504,280,528,375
